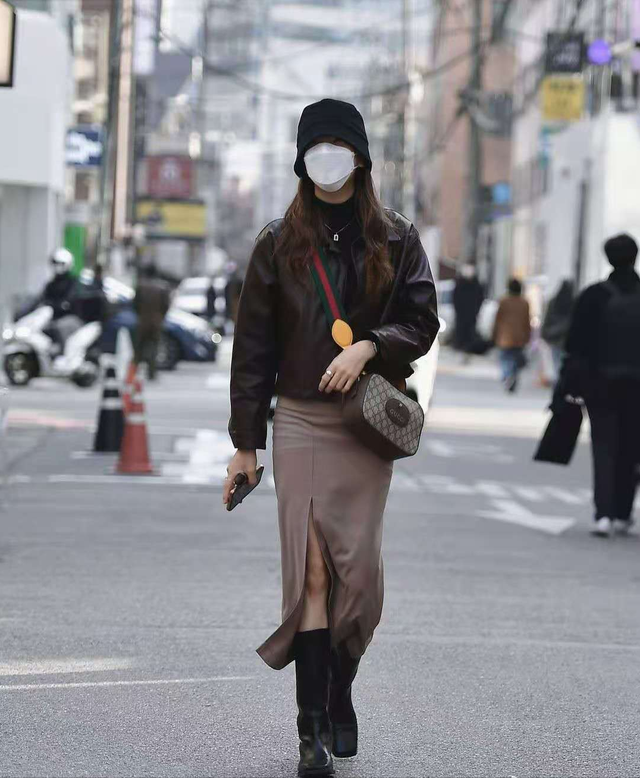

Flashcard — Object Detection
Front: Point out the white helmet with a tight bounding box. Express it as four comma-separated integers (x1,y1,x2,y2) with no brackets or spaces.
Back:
50,248,74,274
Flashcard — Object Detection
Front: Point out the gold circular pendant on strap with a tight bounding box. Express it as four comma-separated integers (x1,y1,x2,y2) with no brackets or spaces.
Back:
332,319,354,349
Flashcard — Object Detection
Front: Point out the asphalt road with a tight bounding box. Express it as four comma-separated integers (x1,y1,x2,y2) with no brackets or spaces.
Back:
1,345,639,778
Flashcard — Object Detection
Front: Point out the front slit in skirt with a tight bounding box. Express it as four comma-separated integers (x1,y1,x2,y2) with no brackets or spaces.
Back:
257,395,394,670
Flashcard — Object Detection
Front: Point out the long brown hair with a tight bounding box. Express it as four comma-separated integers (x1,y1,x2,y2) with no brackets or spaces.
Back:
275,168,394,299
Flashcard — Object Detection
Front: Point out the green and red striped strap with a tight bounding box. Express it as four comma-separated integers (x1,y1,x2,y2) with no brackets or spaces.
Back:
310,247,348,329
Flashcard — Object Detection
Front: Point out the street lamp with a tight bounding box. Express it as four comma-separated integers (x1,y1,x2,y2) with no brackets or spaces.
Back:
0,0,16,88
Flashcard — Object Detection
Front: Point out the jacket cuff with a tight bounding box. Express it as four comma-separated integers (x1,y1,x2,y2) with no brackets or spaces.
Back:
228,423,267,451
362,330,384,360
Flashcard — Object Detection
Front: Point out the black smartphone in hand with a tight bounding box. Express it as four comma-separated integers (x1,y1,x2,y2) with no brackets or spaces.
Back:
226,466,265,512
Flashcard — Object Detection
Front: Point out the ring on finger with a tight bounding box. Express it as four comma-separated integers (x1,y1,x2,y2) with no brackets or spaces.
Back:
325,369,333,377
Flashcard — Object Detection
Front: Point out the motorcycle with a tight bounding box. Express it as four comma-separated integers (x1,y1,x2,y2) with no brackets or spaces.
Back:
3,306,101,388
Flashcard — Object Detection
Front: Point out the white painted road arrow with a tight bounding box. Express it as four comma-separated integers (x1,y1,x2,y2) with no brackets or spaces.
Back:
477,499,576,536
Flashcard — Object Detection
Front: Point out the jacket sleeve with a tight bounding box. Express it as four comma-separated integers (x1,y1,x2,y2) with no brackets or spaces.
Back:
364,228,440,365
228,230,278,451
555,286,602,400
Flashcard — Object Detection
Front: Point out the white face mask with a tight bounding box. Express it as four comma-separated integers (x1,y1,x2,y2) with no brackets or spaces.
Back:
304,143,357,193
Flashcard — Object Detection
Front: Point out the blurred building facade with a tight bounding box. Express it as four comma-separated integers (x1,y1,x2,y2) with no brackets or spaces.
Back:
64,0,113,274
421,0,515,291
510,0,640,298
151,0,433,278
0,3,76,323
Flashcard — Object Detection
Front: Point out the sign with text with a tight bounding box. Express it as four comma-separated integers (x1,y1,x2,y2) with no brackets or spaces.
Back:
136,199,206,241
541,76,585,122
0,0,16,87
146,156,193,199
66,126,104,167
545,32,585,74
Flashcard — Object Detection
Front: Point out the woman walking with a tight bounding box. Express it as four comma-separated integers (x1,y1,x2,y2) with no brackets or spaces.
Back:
493,278,532,393
223,98,439,777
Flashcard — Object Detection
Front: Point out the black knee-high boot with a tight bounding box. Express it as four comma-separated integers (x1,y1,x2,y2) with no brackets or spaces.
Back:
294,629,334,777
329,643,360,758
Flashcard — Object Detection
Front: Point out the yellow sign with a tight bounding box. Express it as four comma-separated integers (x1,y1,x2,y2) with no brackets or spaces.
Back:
136,199,206,241
541,76,585,122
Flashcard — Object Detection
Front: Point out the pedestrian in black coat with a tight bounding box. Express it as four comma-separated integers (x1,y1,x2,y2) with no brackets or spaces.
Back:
541,279,574,378
452,264,484,354
553,234,640,537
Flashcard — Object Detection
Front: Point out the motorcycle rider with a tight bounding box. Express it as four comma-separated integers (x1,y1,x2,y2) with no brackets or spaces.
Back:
42,248,78,320
39,248,81,352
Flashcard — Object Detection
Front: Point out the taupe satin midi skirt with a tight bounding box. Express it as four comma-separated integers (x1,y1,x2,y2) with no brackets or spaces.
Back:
257,395,394,670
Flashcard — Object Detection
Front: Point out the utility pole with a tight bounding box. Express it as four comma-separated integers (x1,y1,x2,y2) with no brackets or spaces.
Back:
401,0,416,222
463,0,483,266
198,0,219,275
112,0,135,245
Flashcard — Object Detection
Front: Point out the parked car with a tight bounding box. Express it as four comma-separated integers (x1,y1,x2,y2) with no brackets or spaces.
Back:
173,276,210,316
173,275,228,335
77,271,220,370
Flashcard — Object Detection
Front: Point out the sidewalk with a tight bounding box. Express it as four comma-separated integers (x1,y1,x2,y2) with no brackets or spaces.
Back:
429,347,582,440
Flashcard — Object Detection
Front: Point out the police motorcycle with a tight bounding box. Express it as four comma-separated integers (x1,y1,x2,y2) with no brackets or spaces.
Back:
2,250,102,388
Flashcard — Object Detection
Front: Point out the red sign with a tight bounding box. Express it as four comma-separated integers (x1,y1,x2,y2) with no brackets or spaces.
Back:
146,156,193,199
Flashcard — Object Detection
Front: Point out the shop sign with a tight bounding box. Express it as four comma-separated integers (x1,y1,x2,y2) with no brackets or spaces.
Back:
545,32,585,74
66,126,104,167
541,76,585,122
147,156,193,199
136,199,206,241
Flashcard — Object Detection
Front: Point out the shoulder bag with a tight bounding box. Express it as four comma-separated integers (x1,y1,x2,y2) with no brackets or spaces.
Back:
310,248,425,461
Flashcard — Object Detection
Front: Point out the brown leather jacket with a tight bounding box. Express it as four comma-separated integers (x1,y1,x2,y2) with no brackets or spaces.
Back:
229,210,440,450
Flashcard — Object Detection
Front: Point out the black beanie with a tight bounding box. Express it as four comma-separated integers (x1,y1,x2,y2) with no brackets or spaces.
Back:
294,98,372,178
604,233,638,268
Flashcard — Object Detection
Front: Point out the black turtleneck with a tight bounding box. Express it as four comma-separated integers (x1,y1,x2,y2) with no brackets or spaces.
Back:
315,195,362,314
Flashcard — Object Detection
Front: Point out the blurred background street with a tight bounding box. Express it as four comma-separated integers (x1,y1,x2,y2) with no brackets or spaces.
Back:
2,0,640,776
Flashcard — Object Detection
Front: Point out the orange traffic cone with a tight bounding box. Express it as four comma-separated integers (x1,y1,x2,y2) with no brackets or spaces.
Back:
122,361,137,417
117,376,154,475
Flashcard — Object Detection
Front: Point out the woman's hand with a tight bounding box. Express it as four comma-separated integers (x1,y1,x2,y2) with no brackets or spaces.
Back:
223,449,258,506
319,340,376,394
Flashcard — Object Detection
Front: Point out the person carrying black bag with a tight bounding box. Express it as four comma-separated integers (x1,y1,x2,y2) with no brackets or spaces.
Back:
553,234,640,538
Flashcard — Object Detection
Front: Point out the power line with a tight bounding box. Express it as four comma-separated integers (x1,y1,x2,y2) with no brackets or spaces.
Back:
156,23,497,103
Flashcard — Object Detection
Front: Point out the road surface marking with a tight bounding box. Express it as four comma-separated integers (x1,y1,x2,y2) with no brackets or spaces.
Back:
415,474,475,495
0,658,133,677
167,429,235,483
475,481,510,498
0,676,254,692
545,486,584,505
512,486,544,502
44,472,590,511
477,499,575,535
426,439,514,463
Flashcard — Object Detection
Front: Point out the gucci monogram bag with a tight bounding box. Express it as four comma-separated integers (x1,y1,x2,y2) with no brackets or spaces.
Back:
343,373,425,461
310,249,425,461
